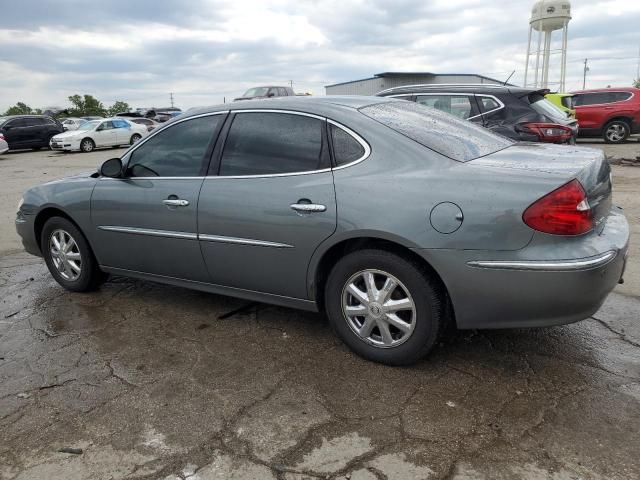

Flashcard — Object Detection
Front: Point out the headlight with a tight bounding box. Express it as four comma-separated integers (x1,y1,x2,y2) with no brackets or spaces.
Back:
17,198,24,211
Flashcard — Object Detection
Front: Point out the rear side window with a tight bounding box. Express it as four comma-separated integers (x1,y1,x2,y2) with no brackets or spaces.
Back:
478,96,501,112
360,101,513,162
128,115,222,177
330,124,365,166
573,92,610,106
610,92,633,102
112,119,129,128
415,95,475,120
219,112,327,176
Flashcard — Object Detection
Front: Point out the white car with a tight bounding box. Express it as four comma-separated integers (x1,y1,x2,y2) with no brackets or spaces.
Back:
0,134,8,154
50,118,147,153
61,117,87,131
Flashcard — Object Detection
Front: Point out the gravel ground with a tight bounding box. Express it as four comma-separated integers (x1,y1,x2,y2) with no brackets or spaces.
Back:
0,144,639,480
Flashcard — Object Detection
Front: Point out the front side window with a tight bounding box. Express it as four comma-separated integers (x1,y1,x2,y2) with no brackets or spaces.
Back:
127,115,222,177
361,101,513,163
416,95,475,120
219,112,327,176
330,124,365,166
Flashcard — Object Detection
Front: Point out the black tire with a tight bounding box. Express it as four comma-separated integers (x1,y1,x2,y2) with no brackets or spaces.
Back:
603,120,630,144
324,249,446,366
80,138,95,153
41,217,104,292
130,133,142,145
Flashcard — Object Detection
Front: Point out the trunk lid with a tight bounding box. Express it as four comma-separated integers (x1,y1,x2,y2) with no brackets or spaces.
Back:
471,143,612,232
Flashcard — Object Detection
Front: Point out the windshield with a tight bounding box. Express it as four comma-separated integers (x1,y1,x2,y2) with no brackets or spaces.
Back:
76,120,100,131
242,87,269,97
530,94,569,121
360,101,514,162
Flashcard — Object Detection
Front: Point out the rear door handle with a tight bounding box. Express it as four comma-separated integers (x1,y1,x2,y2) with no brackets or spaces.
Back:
163,199,189,207
290,203,326,213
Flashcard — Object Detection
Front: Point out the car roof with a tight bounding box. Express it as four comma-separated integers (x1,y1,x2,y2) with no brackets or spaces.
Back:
1,114,49,119
184,96,395,118
570,87,640,94
377,84,545,97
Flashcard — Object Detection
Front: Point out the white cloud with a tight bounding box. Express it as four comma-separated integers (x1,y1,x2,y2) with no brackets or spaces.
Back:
0,0,639,111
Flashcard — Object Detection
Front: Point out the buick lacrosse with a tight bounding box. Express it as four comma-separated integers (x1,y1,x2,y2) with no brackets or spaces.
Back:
16,96,629,365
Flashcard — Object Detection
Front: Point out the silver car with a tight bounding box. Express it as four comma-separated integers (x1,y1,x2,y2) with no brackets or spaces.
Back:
15,96,629,365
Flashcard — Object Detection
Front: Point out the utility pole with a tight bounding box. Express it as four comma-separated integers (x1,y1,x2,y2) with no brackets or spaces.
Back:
289,80,294,89
582,58,589,90
170,92,174,108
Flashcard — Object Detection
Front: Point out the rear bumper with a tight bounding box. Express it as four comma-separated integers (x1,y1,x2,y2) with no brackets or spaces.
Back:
416,209,630,329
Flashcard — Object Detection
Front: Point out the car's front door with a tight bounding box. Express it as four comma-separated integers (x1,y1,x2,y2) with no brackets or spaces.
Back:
198,110,337,299
93,121,118,147
90,113,226,281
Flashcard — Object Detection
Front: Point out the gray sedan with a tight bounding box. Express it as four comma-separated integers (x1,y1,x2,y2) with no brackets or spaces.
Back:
15,96,629,365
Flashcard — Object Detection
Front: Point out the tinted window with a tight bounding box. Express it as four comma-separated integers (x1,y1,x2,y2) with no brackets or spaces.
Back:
610,91,632,102
573,92,610,106
219,112,326,176
415,95,474,120
43,117,56,125
128,115,221,177
21,117,40,127
360,101,513,162
330,124,365,166
478,96,501,112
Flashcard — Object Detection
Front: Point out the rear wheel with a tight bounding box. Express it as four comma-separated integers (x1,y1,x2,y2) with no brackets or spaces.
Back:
130,133,142,145
603,120,630,144
41,217,104,292
80,138,95,152
324,249,446,365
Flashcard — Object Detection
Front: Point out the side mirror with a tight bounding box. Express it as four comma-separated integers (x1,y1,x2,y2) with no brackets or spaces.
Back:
267,92,275,97
100,158,123,178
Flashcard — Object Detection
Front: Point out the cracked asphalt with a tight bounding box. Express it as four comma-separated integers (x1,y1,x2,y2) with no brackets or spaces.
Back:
1,147,639,479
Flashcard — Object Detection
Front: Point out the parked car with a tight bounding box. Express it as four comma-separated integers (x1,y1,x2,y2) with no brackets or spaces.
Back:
16,97,628,365
154,111,182,123
0,115,64,151
546,93,576,118
0,135,8,154
234,86,295,101
127,117,159,132
49,118,147,153
61,118,88,131
377,84,578,143
571,87,640,143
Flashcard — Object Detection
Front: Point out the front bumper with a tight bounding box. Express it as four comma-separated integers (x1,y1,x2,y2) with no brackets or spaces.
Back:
416,208,630,329
50,138,80,151
15,211,41,257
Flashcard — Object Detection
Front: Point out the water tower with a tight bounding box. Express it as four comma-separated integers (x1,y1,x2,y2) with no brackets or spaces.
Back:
524,0,571,91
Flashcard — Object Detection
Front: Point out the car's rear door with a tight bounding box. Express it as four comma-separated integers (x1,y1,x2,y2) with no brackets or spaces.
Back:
197,110,337,299
574,92,611,131
112,118,133,144
90,112,226,281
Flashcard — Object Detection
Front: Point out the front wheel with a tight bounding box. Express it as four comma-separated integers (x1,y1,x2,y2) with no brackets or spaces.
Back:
41,217,104,292
603,120,630,144
130,133,142,145
324,249,446,365
80,138,95,152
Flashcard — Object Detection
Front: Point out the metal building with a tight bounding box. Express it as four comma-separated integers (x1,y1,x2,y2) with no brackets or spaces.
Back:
324,72,506,96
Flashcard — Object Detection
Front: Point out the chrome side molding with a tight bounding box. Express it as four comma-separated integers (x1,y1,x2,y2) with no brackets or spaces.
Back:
467,250,617,271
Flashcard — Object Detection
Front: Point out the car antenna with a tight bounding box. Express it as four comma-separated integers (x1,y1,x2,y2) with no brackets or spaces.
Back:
503,70,515,86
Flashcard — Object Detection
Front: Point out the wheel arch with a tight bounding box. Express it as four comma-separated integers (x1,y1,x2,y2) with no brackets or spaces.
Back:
604,116,633,127
308,233,456,325
34,206,84,253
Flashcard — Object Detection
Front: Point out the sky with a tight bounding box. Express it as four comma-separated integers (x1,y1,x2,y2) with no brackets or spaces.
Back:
0,0,639,112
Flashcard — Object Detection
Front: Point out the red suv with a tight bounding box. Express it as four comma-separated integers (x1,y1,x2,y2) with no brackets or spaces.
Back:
571,87,640,143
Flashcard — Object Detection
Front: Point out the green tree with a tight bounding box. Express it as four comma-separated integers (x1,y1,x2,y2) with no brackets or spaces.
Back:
107,100,130,117
634,78,640,88
4,102,34,115
67,94,106,117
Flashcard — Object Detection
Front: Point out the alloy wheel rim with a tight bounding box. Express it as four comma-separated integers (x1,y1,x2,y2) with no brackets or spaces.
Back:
49,229,82,281
82,140,93,151
342,269,416,348
606,124,625,142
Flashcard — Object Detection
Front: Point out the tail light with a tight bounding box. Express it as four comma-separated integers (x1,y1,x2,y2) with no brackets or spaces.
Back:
523,179,593,235
0,133,4,140
516,122,573,142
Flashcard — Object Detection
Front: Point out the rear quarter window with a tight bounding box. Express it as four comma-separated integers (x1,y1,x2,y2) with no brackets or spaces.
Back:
360,101,513,162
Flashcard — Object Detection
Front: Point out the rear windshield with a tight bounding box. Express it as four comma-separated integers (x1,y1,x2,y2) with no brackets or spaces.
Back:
360,101,513,162
529,93,569,121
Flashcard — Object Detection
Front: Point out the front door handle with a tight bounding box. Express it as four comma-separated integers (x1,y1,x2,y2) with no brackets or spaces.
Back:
290,202,326,213
163,199,189,207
